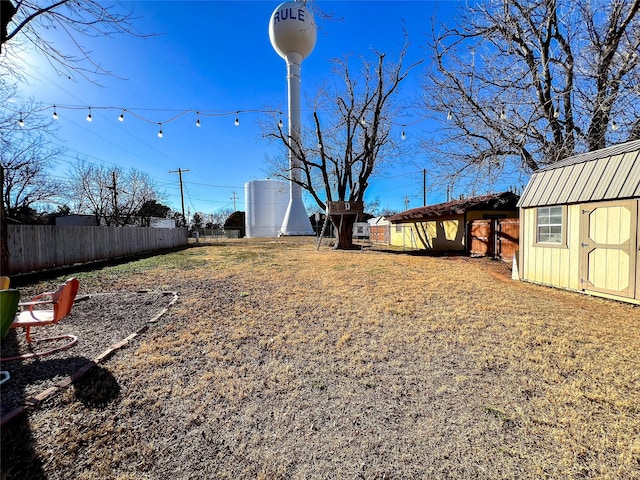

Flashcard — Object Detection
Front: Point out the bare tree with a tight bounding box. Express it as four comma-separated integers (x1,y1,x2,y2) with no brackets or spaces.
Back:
265,38,422,249
421,0,640,194
1,0,149,82
0,89,64,221
67,160,111,225
117,168,163,226
67,161,163,226
210,208,234,230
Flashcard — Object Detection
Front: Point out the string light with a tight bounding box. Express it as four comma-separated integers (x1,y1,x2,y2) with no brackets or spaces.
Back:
7,103,432,141
157,123,163,138
611,121,620,131
401,129,406,140
447,110,452,120
499,107,506,120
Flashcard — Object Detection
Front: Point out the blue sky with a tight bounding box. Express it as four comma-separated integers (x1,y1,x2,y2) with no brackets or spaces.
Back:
15,1,464,217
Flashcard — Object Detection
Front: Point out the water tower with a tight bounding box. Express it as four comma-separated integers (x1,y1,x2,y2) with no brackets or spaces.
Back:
269,0,316,235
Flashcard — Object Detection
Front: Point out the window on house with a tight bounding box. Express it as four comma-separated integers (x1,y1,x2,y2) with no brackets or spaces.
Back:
536,206,563,244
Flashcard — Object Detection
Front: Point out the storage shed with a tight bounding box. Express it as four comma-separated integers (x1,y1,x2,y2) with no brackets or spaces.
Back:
368,216,390,245
387,191,519,253
517,139,640,304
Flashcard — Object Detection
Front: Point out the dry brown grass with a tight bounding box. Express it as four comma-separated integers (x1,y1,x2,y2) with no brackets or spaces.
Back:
2,238,639,479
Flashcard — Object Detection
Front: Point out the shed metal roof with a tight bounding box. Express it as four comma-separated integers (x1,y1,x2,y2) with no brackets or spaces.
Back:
518,139,640,208
388,191,519,222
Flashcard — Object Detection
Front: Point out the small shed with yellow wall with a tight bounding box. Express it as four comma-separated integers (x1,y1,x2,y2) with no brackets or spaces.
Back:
387,192,519,253
517,139,640,304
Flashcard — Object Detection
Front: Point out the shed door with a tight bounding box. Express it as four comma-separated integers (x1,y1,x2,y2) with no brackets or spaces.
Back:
580,200,638,299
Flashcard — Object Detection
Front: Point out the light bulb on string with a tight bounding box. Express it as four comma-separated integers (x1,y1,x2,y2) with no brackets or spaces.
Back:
401,130,406,140
234,113,239,126
447,110,452,120
278,117,283,128
52,106,58,120
611,121,620,131
86,107,92,122
119,109,125,122
158,123,163,138
196,112,201,127
500,107,506,120
18,113,24,127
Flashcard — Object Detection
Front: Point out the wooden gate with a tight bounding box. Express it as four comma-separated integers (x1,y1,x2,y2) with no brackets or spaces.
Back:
468,219,519,263
580,200,638,300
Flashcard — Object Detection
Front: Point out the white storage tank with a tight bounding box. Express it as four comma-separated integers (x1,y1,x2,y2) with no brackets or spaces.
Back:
245,180,290,238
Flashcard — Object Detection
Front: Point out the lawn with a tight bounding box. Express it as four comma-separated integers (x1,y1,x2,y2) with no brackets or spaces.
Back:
1,238,639,479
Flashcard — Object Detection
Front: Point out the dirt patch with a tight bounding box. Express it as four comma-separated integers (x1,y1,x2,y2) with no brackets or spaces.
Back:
1,291,177,418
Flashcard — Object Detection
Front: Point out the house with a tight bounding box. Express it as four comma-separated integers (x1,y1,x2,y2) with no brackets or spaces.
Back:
387,191,520,254
517,139,640,304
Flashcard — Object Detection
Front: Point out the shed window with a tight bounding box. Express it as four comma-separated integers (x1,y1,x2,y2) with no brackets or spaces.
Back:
536,206,563,244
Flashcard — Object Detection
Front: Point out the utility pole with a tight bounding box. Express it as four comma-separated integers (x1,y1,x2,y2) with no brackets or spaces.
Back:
231,191,238,211
169,168,190,227
107,171,119,226
423,169,427,206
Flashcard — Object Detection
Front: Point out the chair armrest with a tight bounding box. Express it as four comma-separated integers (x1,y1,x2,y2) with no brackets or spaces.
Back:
19,300,53,307
31,291,54,301
18,299,53,312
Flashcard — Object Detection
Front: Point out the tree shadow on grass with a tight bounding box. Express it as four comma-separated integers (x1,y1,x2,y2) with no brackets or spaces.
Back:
73,364,120,408
1,353,120,479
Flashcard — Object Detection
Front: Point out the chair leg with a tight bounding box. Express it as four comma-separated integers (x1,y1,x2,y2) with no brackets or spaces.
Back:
0,334,78,362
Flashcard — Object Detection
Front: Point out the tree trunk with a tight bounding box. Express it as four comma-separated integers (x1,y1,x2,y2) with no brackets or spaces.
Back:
330,214,357,250
0,166,8,275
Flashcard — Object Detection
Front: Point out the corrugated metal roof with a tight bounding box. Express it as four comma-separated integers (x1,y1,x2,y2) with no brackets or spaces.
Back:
518,139,640,208
388,191,519,222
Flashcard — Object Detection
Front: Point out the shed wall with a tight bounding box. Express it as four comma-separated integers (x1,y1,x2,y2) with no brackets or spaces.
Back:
520,200,639,304
390,223,417,249
520,205,581,290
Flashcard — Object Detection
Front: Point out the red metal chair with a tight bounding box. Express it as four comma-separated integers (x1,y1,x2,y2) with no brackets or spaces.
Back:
1,278,80,362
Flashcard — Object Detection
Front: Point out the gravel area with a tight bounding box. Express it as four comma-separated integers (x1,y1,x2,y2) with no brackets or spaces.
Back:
0,290,177,418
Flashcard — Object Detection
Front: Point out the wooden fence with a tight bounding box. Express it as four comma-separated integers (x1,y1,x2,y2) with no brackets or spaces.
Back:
7,225,188,275
468,219,519,263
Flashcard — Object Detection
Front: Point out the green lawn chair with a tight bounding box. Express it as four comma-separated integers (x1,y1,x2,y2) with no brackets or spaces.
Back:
0,289,20,385
1,289,20,339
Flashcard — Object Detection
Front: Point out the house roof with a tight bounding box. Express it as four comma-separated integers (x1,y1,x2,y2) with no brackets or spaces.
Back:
518,139,640,208
387,191,519,223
